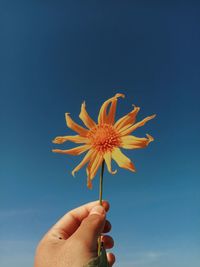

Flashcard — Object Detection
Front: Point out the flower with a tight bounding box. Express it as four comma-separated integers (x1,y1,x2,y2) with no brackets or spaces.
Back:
52,93,156,188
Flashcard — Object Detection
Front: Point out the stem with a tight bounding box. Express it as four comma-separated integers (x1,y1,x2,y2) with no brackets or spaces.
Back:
98,160,105,256
99,160,105,206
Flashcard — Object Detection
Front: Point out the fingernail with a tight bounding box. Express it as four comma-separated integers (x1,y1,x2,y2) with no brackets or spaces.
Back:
90,205,105,216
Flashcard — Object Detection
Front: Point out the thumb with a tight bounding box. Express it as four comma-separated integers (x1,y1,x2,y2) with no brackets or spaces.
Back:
74,205,106,251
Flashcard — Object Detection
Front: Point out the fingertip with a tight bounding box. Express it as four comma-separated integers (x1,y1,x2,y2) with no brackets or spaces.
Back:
101,235,114,249
102,200,110,212
107,252,115,266
103,220,112,233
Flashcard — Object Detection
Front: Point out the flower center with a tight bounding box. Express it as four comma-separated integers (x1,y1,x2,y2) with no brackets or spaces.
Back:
88,124,120,153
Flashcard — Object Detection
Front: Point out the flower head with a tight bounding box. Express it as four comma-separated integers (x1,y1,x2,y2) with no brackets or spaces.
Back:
52,93,156,188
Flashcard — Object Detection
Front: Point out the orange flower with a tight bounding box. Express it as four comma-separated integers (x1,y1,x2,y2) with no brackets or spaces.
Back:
52,93,156,188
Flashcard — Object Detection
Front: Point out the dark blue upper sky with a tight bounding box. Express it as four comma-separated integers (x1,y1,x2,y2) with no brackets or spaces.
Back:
0,1,200,267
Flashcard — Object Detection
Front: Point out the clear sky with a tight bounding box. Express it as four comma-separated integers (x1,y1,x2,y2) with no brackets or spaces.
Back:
0,1,200,267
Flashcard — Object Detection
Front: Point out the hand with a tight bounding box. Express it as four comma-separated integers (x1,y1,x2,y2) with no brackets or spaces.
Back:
34,201,115,267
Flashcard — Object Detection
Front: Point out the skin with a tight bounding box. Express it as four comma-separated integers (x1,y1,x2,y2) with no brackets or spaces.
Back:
34,201,115,267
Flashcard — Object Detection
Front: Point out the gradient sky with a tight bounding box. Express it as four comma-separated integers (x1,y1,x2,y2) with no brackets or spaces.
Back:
1,1,200,267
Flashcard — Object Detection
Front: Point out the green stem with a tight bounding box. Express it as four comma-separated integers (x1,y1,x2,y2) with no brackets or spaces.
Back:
98,160,105,256
99,160,105,206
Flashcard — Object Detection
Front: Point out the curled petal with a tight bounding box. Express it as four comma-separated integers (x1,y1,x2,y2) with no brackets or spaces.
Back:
111,147,136,172
65,113,89,137
86,150,98,179
98,93,125,124
114,105,140,131
87,176,93,189
52,145,90,155
72,149,95,176
120,114,156,136
106,98,117,125
52,135,88,144
104,152,117,175
79,101,97,129
87,152,103,180
120,134,154,149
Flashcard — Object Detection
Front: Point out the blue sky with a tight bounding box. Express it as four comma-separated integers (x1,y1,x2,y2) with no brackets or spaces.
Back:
0,1,200,266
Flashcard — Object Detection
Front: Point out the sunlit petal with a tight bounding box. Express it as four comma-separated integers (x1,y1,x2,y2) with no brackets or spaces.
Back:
72,149,95,176
86,151,98,176
65,113,89,137
52,135,88,144
114,105,140,131
104,152,117,174
120,114,156,136
98,93,125,124
120,134,154,149
106,98,117,125
111,147,136,172
79,101,97,129
86,151,98,189
52,145,90,155
87,176,93,189
87,152,103,180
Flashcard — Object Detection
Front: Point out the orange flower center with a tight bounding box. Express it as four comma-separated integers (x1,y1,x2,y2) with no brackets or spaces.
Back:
88,124,121,153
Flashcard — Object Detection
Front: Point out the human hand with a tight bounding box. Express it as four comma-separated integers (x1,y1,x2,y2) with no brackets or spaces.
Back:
34,201,115,267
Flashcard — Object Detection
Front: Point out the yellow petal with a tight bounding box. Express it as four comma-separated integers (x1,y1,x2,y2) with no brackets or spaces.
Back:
72,149,95,176
111,147,136,172
98,93,125,124
87,152,103,180
86,150,98,176
114,105,140,131
79,101,97,129
87,176,93,189
120,134,154,149
120,114,156,136
52,135,88,144
65,113,89,137
52,145,90,155
106,98,117,125
104,152,117,174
